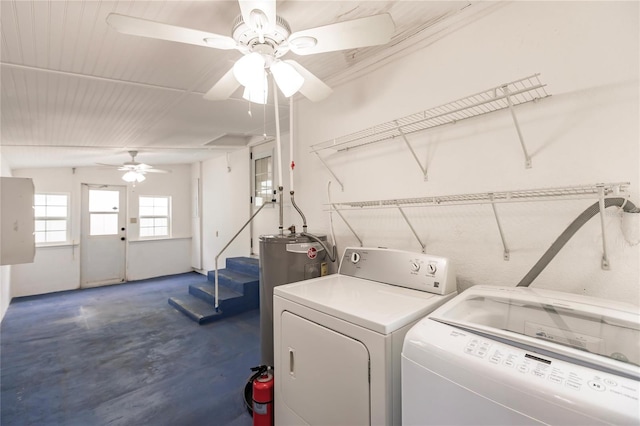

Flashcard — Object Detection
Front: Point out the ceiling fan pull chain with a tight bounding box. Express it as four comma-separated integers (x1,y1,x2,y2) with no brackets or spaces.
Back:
263,98,267,139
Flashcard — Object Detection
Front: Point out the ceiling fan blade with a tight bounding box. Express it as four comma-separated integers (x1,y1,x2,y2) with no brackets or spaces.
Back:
106,13,237,50
143,168,172,174
204,66,242,101
238,0,276,35
95,162,121,168
284,60,333,102
288,13,395,56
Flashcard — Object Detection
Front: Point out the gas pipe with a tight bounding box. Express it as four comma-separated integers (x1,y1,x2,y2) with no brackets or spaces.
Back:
252,366,274,426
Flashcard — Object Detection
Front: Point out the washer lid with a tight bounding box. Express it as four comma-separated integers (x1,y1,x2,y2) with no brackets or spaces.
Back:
428,285,640,378
274,274,455,334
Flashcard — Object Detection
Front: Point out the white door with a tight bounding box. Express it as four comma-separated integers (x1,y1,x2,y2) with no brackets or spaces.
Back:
280,311,370,425
80,184,127,288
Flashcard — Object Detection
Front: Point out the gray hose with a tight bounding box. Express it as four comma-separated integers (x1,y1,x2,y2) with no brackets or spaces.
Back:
289,191,337,263
302,232,338,263
290,191,308,233
517,198,639,287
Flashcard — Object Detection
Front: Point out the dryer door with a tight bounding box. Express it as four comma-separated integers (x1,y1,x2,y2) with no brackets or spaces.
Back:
280,311,370,425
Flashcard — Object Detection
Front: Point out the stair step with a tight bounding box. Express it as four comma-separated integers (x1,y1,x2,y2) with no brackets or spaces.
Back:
168,257,261,325
189,282,243,305
207,269,259,292
168,296,224,325
225,257,259,276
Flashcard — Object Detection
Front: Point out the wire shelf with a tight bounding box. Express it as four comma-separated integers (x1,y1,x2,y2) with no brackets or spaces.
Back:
327,183,630,211
310,74,550,154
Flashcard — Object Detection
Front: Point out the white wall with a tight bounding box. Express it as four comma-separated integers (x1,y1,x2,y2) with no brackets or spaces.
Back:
0,153,13,321
292,2,640,304
10,164,193,297
200,149,251,271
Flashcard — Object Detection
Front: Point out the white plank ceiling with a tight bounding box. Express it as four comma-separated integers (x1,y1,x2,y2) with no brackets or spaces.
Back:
0,0,487,169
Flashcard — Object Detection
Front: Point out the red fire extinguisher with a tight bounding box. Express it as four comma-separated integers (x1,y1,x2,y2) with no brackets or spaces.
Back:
252,365,274,426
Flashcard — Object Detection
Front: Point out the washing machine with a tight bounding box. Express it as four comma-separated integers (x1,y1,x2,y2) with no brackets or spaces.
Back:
273,247,457,425
402,285,640,425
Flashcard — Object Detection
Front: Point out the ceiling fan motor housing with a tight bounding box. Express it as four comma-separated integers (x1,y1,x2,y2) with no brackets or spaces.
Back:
232,14,292,58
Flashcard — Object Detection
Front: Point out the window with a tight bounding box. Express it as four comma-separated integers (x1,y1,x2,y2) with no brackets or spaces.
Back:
254,153,273,206
139,196,170,238
34,193,69,243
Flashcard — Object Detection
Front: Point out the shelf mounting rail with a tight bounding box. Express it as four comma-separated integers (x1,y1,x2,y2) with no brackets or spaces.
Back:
326,182,630,266
310,74,550,186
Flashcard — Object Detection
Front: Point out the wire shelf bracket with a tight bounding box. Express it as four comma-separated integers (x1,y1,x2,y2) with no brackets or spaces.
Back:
397,205,427,253
490,193,510,260
331,203,363,247
310,74,550,186
326,182,630,266
597,184,611,270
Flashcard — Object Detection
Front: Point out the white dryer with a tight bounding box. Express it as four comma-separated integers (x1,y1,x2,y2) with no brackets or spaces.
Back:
402,285,640,425
273,247,457,425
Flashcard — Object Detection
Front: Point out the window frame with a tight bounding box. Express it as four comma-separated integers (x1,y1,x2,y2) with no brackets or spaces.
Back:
138,195,171,239
34,192,70,245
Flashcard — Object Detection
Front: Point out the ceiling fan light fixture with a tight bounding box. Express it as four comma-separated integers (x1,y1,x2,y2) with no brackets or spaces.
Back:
242,75,269,104
271,60,304,97
122,170,146,183
233,52,266,87
289,36,318,50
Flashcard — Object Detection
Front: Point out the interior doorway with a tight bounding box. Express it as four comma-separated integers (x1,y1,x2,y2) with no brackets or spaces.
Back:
80,184,127,288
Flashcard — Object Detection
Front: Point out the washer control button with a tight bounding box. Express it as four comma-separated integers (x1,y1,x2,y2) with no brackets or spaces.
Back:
549,375,563,384
566,381,581,391
588,381,606,392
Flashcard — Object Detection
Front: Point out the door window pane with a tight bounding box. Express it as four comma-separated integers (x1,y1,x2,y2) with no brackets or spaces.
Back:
89,190,119,213
90,213,118,236
254,156,273,206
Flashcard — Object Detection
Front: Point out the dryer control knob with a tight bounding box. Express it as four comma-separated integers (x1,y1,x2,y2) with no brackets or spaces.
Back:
350,252,361,264
427,263,437,274
410,262,420,272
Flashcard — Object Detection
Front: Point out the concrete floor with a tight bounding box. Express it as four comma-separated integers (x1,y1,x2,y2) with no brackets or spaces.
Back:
1,272,257,425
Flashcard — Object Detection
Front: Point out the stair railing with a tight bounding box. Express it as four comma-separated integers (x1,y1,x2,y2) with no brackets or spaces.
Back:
213,201,273,311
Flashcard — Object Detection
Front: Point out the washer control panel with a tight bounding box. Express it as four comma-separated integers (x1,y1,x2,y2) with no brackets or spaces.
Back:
339,247,456,295
455,331,640,416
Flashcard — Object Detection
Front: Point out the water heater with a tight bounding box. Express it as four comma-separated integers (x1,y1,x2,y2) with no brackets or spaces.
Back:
259,233,328,366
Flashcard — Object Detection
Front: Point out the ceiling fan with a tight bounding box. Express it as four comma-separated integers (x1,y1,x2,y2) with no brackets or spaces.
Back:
98,151,171,183
106,0,395,103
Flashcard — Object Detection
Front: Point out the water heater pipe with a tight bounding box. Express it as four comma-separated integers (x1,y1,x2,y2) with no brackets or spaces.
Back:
290,191,308,233
272,78,284,193
290,97,294,192
272,76,284,235
516,198,638,288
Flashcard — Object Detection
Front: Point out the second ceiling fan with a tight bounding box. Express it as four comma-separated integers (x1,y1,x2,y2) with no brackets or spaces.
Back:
106,0,395,104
